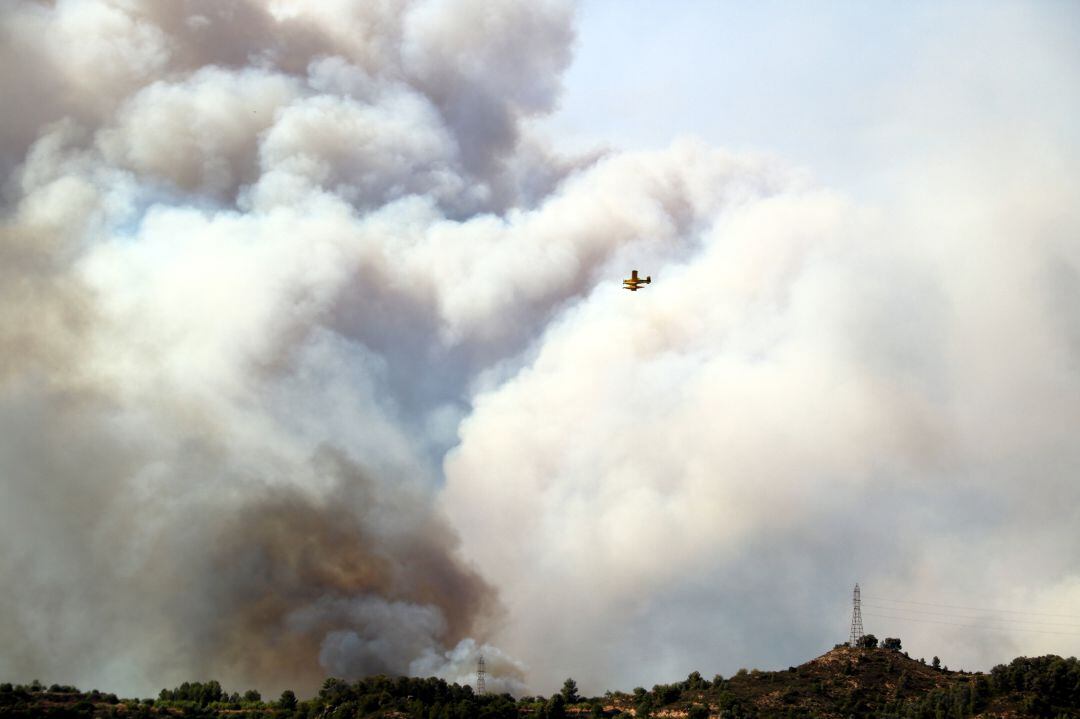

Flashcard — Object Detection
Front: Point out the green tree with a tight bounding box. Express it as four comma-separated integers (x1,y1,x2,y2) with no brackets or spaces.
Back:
652,683,681,704
560,678,579,704
856,633,878,649
684,671,707,691
319,678,348,702
546,693,566,719
932,656,941,670
883,637,902,650
279,689,298,711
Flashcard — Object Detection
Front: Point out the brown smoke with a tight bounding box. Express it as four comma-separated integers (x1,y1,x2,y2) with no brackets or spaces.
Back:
187,449,497,693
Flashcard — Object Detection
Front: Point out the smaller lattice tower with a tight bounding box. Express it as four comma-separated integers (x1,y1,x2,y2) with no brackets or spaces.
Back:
849,583,864,647
476,654,486,695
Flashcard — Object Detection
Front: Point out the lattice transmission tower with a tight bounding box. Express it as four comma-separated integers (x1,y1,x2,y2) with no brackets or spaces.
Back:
476,654,486,695
849,583,864,646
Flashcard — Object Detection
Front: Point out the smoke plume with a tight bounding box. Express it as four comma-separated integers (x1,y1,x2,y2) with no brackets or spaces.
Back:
2,0,1079,701
0,0,574,698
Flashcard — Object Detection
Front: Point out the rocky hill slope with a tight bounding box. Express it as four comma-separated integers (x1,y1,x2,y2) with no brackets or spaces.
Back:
602,646,1078,718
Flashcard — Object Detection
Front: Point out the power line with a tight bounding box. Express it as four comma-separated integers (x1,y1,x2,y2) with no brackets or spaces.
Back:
863,611,1080,638
863,594,1080,620
862,604,1080,629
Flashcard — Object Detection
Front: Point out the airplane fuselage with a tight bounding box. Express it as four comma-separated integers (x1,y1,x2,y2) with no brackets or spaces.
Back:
622,271,651,291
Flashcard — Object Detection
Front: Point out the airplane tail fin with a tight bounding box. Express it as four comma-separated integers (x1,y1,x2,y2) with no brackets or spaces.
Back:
646,276,651,283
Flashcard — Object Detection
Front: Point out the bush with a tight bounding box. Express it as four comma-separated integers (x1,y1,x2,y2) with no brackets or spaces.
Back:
856,634,878,649
683,670,707,691
159,680,226,706
651,683,680,704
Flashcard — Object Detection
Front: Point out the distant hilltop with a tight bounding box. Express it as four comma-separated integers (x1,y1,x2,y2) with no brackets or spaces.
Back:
2,645,1078,718
596,645,1078,718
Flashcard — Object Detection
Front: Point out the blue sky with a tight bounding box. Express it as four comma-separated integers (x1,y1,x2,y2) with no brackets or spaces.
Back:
543,1,1080,198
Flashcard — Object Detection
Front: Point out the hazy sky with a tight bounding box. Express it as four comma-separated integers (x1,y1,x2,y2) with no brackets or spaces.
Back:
544,0,1080,197
1,0,1079,701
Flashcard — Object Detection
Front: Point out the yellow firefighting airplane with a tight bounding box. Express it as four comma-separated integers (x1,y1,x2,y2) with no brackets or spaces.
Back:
622,270,651,291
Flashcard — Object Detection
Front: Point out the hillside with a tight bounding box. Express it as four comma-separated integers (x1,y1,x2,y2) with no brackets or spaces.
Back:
2,647,1078,718
600,646,1079,718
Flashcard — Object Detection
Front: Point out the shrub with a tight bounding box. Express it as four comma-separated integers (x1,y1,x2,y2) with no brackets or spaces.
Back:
856,634,878,649
683,670,707,691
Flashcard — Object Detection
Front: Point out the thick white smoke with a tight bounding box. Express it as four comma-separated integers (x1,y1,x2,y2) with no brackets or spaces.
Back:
0,0,577,698
442,6,1080,692
2,0,1079,701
